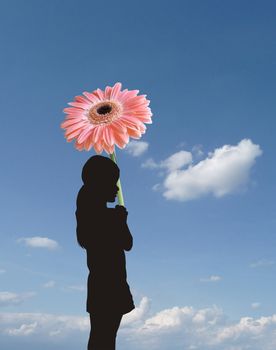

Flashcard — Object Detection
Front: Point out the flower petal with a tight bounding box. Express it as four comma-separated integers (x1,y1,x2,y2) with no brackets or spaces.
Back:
110,82,122,99
103,141,114,154
110,120,128,134
66,128,84,141
113,131,129,148
61,118,86,129
94,89,105,101
126,127,142,139
68,101,91,109
84,134,94,151
102,126,115,147
104,86,112,100
119,89,139,103
75,142,84,151
77,126,94,144
90,126,103,144
120,115,145,130
64,122,87,135
94,140,103,154
63,107,84,116
75,95,91,104
83,92,100,104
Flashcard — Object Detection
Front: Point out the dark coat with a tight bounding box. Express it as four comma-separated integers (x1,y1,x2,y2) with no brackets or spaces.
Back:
76,187,135,315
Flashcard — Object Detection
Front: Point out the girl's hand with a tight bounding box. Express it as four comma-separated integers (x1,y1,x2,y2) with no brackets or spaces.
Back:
115,205,128,222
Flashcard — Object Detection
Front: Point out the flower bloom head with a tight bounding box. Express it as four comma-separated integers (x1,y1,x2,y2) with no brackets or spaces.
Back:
61,82,152,154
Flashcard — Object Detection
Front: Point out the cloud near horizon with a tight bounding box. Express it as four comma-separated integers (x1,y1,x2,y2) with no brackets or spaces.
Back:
1,297,276,350
143,139,262,201
0,291,35,307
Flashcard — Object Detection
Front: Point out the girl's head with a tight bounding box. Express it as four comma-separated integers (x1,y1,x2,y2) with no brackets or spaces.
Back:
81,155,119,203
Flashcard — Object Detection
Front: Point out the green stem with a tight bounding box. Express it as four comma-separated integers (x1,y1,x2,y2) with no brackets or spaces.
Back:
110,150,125,206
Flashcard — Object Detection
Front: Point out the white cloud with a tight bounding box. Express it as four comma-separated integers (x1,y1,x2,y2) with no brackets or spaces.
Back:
213,315,276,345
160,150,193,171
125,141,149,156
142,305,194,329
6,322,37,336
162,139,262,201
1,298,276,350
0,269,6,274
251,302,261,309
121,303,276,350
0,312,89,338
121,297,150,326
250,259,275,268
0,291,35,307
142,157,159,169
42,280,56,288
17,236,59,250
200,275,222,282
192,144,204,157
142,150,192,172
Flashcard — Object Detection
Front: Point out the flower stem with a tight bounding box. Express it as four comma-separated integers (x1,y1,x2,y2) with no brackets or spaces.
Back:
110,150,125,206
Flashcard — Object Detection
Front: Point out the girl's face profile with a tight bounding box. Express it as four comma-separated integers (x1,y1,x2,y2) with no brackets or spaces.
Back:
105,177,119,203
82,157,120,204
91,175,119,203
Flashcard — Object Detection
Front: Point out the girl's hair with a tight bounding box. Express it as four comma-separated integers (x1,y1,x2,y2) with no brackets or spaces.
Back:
76,155,119,248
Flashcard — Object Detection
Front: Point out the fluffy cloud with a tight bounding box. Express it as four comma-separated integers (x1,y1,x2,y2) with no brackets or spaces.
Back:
125,141,149,156
121,304,276,350
17,236,59,250
142,150,192,171
121,297,150,326
0,312,89,338
163,139,262,201
5,322,37,336
144,139,262,201
160,150,193,171
1,298,276,350
0,292,35,307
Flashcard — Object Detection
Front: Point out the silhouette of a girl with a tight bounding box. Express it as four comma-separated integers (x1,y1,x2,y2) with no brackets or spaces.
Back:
76,155,135,350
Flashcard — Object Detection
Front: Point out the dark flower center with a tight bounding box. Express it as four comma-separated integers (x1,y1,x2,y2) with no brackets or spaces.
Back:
97,105,112,115
89,101,121,125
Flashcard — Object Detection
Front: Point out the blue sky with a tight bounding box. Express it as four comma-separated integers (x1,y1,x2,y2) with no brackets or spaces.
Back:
1,0,276,349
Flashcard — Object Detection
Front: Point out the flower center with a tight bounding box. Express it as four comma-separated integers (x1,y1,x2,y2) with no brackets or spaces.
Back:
88,101,122,125
97,105,112,115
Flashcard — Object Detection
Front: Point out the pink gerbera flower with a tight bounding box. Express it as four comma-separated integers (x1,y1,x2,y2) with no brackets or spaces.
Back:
61,82,152,154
